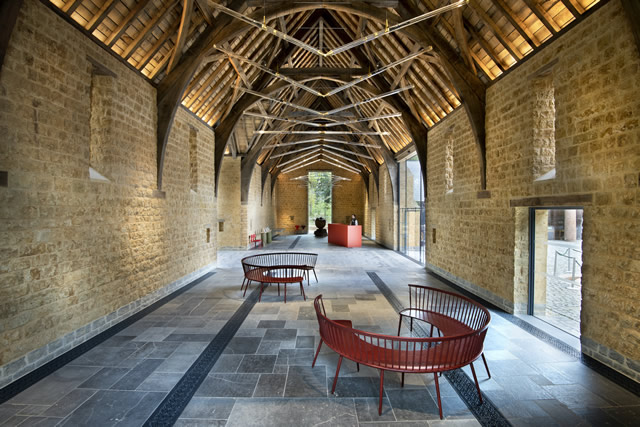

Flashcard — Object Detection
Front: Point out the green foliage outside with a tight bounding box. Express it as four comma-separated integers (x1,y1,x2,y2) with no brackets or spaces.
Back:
308,171,332,225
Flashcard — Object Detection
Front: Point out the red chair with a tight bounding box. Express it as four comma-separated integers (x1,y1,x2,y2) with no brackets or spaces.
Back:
249,233,262,248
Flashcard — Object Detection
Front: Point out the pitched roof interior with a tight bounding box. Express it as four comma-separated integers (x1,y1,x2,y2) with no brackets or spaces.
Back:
49,0,601,174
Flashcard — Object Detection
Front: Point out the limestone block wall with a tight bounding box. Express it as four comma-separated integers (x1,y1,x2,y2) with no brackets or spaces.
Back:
247,164,274,236
376,168,397,250
275,164,365,233
216,157,243,248
425,0,640,380
332,173,365,226
0,0,217,386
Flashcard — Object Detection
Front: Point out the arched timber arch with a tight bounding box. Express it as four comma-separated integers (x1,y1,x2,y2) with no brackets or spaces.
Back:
156,0,487,191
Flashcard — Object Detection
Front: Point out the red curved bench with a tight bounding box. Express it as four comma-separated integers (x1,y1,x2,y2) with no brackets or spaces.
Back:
398,284,491,379
241,253,317,302
312,293,490,419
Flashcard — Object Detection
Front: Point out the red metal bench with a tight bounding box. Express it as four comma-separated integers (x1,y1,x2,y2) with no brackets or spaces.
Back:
312,293,490,419
241,253,318,302
398,284,491,379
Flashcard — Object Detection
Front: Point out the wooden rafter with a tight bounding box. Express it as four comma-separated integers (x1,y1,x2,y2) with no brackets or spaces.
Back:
621,0,640,56
468,0,524,60
452,8,476,74
105,0,153,47
122,0,179,60
167,0,195,73
493,0,539,48
560,0,584,17
521,0,560,35
0,0,23,77
62,0,82,15
195,0,214,26
86,0,119,33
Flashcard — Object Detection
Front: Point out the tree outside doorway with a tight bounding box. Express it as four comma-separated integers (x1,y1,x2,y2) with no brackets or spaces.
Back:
308,171,332,227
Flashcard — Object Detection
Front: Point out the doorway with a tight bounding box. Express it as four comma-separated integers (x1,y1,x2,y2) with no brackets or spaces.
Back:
529,208,583,337
399,156,425,264
308,171,332,229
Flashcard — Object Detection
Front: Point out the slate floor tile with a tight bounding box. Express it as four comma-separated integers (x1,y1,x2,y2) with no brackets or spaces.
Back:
136,372,183,391
257,320,286,328
58,390,151,426
253,374,287,397
9,366,100,406
77,367,130,389
179,397,236,420
223,337,262,355
226,398,357,427
329,376,379,398
295,336,314,349
385,388,441,421
111,358,164,390
211,354,244,373
354,397,395,422
263,329,297,341
195,374,260,397
284,366,327,397
237,355,277,373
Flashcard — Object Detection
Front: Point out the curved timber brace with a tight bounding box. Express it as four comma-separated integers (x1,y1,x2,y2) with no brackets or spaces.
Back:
398,0,487,190
157,0,487,190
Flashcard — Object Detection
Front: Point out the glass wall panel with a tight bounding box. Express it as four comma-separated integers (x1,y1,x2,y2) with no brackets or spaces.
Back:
399,156,425,263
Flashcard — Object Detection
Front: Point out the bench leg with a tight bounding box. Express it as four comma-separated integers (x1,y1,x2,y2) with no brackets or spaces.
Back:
434,373,443,419
243,280,251,297
259,282,264,302
284,283,287,303
277,283,280,296
240,277,246,291
311,339,323,367
378,370,385,415
470,362,483,403
331,355,343,394
313,268,318,283
401,372,405,387
481,353,491,378
397,314,403,336
300,281,306,301
410,317,413,332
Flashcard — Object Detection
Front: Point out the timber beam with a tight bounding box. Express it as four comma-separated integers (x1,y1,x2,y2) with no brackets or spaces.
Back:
0,0,23,77
621,0,640,56
398,0,487,190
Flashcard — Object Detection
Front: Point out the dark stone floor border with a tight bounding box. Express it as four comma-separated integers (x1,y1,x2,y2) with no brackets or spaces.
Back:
367,272,512,427
288,236,301,249
0,271,216,404
426,271,640,397
144,287,260,426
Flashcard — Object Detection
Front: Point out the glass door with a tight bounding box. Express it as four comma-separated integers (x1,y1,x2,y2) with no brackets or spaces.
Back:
399,156,425,264
529,208,583,337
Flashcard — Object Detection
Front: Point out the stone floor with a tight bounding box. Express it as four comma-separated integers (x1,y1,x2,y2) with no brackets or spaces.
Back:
1,234,638,426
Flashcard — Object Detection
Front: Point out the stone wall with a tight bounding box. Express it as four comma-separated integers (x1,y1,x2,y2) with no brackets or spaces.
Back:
274,164,365,234
376,167,397,250
216,157,243,248
0,0,216,386
425,0,640,380
246,164,274,237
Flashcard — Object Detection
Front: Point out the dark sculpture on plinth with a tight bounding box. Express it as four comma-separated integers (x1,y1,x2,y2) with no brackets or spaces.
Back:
314,217,327,237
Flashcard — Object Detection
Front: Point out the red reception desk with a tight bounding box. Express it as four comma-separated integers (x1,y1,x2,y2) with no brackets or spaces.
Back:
328,224,362,248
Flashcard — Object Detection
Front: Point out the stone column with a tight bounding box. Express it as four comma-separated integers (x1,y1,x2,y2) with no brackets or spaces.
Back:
564,209,577,241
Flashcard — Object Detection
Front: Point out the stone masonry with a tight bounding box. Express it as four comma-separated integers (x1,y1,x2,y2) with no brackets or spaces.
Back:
0,0,217,385
425,0,640,381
